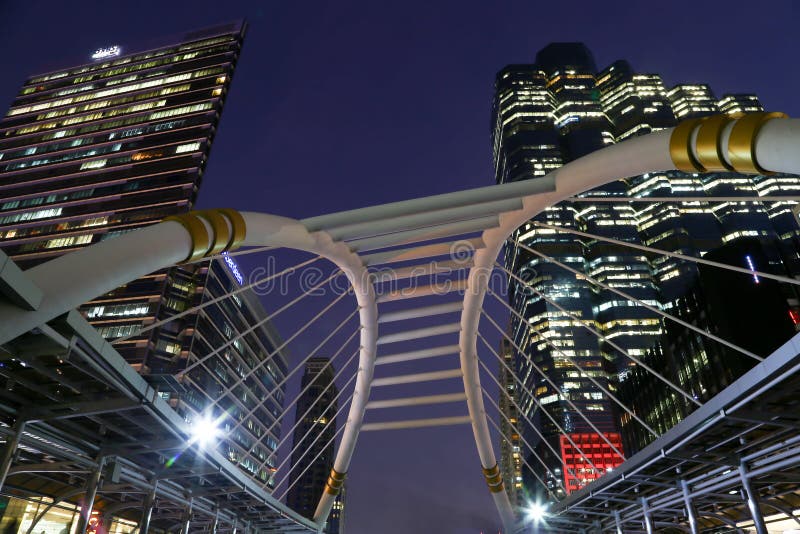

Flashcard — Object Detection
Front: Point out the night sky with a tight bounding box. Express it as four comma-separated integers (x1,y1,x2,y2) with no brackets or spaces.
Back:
1,1,799,532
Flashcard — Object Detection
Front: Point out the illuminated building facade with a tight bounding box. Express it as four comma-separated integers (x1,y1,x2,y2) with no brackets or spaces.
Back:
498,338,524,506
559,432,623,495
0,22,290,488
287,358,344,533
618,239,796,455
492,43,800,498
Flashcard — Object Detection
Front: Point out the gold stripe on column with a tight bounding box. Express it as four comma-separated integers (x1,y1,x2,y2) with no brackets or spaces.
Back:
727,112,788,174
482,463,505,493
196,210,231,255
218,208,247,251
324,468,346,496
694,114,736,172
163,213,211,262
669,118,705,172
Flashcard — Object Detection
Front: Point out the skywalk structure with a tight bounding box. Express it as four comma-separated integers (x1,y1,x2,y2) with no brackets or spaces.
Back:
0,111,799,533
492,44,800,502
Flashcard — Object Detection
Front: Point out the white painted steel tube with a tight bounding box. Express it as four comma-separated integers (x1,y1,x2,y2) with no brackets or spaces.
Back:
0,221,191,345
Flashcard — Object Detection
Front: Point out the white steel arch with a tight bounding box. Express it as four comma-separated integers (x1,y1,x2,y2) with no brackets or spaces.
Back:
0,113,798,532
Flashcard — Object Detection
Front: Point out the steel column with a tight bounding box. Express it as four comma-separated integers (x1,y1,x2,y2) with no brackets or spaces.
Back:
739,460,768,534
680,479,699,534
641,497,653,534
180,499,193,534
74,456,105,534
0,418,26,489
211,508,219,534
614,510,623,534
138,481,158,534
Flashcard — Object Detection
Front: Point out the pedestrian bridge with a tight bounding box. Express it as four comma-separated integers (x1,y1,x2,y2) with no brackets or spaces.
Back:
0,113,799,533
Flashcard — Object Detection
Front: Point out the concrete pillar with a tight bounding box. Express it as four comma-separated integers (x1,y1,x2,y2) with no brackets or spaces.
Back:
680,479,699,534
0,418,26,489
74,457,105,534
739,460,768,534
138,481,158,534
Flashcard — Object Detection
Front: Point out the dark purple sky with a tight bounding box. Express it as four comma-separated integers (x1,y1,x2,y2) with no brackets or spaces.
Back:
2,1,799,532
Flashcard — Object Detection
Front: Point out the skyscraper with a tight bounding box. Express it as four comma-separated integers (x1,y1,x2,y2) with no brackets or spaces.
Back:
492,43,800,498
287,358,345,533
498,338,524,507
0,22,289,488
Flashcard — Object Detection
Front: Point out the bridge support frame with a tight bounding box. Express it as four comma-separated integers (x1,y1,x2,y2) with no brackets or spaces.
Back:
739,460,768,534
0,418,26,489
74,455,105,534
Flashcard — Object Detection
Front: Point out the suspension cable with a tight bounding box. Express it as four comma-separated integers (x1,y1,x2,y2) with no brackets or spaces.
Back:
531,220,800,288
510,237,764,362
476,335,598,481
479,363,580,487
276,419,349,502
111,255,324,344
179,269,344,377
270,371,359,476
185,245,277,264
482,311,626,461
483,410,554,501
487,289,659,438
238,316,359,441
201,286,351,416
226,323,360,460
495,261,701,408
272,387,355,491
253,345,361,475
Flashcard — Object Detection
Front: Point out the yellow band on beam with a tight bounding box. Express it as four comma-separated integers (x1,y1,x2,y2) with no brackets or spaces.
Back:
728,112,788,174
482,463,505,492
218,208,247,251
695,114,736,172
163,213,211,263
324,468,346,495
482,464,500,477
669,118,705,172
197,210,231,255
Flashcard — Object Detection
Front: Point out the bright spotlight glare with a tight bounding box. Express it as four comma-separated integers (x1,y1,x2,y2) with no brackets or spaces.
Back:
191,413,221,448
525,501,547,523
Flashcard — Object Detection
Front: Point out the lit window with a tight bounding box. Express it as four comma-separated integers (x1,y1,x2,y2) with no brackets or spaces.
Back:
80,159,107,170
175,142,201,154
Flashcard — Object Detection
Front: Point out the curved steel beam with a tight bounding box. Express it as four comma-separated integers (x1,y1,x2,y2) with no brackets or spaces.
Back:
457,113,799,530
0,211,377,530
1,113,797,533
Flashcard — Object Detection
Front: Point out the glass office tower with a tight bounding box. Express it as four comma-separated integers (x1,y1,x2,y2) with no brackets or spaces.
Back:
0,22,288,488
498,338,524,507
287,358,344,533
492,43,800,498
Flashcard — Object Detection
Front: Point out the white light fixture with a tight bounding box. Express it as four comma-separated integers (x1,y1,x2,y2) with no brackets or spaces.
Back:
525,501,548,523
191,413,221,448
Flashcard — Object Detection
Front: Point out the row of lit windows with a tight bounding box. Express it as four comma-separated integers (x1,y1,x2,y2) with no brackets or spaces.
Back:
12,67,223,117
2,143,122,172
86,302,152,318
0,207,62,225
8,100,214,141
28,34,234,85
